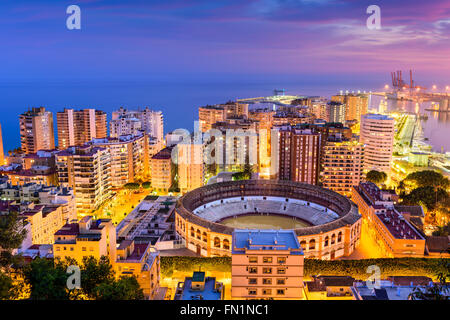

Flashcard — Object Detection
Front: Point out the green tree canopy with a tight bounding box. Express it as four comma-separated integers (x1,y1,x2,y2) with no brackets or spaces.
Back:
79,256,115,298
366,170,387,185
123,182,140,190
23,257,72,300
93,276,144,300
403,170,449,190
0,211,27,268
400,186,449,211
141,181,151,189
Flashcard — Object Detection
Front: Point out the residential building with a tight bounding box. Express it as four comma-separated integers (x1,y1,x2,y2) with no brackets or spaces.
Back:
174,271,224,300
331,94,368,122
53,216,117,264
112,107,164,142
326,101,346,124
360,114,395,173
321,135,364,197
351,276,444,300
176,141,204,194
88,134,149,188
198,105,227,132
304,276,355,300
115,240,161,299
277,126,321,184
19,107,55,154
56,109,107,149
150,147,174,193
352,182,426,257
231,229,304,300
110,117,142,138
55,145,112,216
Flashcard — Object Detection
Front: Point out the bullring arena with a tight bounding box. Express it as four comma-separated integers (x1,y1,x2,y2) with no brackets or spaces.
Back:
175,180,362,260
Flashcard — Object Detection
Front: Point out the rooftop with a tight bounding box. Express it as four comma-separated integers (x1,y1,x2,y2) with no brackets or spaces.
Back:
178,277,222,300
232,229,303,254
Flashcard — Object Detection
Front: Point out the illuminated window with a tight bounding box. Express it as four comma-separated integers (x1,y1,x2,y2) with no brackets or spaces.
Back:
263,257,272,263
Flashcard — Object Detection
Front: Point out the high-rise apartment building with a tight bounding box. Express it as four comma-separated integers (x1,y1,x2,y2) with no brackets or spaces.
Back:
326,101,346,124
321,135,364,197
110,118,142,138
176,141,204,194
360,114,395,173
19,107,55,154
150,147,174,193
331,94,368,122
198,102,249,133
56,109,107,149
277,126,321,184
55,145,112,216
231,229,304,300
111,107,163,142
198,106,227,133
88,134,149,188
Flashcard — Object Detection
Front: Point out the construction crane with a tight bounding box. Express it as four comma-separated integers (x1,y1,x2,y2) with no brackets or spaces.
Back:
391,70,426,91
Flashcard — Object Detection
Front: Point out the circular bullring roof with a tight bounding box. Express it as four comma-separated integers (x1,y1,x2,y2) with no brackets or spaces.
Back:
176,180,361,236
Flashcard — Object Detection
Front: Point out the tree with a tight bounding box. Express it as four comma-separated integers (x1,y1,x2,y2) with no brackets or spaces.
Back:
0,211,28,299
409,259,449,300
22,258,72,300
79,256,115,299
400,186,448,211
0,271,16,300
93,276,144,300
366,170,387,185
0,211,27,269
123,183,140,191
141,181,151,189
403,170,449,190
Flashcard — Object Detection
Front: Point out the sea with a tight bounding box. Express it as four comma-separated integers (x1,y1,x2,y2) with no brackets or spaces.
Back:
0,80,448,153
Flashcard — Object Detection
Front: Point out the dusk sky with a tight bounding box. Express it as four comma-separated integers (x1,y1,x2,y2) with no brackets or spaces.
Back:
1,0,449,83
0,0,449,151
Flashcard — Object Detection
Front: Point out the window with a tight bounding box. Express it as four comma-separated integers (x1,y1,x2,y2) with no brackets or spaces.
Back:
277,289,285,295
262,278,272,285
70,247,74,251
248,278,257,285
262,289,272,295
277,279,285,285
249,267,258,274
324,236,329,247
309,239,316,250
262,268,272,274
263,257,273,263
277,268,286,274
277,257,286,264
249,256,258,263
82,247,86,251
248,289,257,296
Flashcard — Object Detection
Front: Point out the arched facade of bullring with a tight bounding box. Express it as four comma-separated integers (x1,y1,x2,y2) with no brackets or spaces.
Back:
175,180,362,260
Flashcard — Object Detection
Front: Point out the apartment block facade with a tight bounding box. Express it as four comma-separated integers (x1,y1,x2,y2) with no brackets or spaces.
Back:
19,107,55,154
55,145,112,216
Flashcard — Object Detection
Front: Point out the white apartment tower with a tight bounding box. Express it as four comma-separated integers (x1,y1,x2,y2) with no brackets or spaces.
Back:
111,107,164,142
360,114,395,173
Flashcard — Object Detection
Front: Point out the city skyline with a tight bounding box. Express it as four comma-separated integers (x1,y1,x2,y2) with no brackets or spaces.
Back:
0,0,448,304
